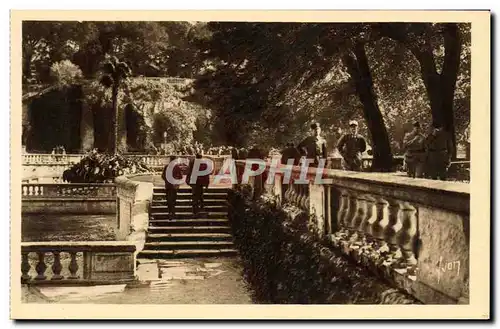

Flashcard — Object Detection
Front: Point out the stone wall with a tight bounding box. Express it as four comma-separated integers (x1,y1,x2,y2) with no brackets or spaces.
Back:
22,199,116,214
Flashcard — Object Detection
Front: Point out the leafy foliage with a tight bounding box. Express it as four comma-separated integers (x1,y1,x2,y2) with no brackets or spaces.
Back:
62,151,153,183
50,60,83,87
227,188,419,304
190,22,470,161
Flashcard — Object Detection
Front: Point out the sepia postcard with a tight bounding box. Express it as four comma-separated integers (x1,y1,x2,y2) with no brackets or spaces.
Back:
10,10,490,320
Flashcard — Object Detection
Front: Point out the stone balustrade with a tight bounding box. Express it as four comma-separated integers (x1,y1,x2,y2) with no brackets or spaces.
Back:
21,241,136,285
21,183,116,214
22,183,116,198
23,153,84,165
238,160,470,304
23,153,230,172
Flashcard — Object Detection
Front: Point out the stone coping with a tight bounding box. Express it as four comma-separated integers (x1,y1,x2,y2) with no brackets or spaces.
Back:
21,183,116,187
236,160,470,214
21,241,136,253
22,197,116,201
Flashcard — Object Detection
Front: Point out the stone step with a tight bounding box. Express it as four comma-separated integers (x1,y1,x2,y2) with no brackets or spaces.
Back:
153,188,229,194
151,199,227,206
138,248,238,259
148,226,231,234
153,193,228,201
150,212,228,219
146,232,233,242
149,218,229,227
150,205,228,212
144,240,235,250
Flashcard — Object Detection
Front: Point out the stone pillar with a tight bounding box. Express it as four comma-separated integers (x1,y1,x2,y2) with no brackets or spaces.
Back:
309,182,326,236
80,102,94,152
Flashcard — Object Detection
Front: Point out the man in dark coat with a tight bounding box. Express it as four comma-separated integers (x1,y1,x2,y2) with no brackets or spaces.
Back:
297,122,327,167
186,152,211,215
336,120,367,171
404,121,426,178
424,124,454,180
161,155,184,219
281,142,302,166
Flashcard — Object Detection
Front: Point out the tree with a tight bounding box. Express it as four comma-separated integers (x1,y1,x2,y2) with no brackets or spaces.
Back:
191,22,395,170
376,23,468,157
99,56,132,154
342,43,393,171
50,60,83,87
22,21,98,83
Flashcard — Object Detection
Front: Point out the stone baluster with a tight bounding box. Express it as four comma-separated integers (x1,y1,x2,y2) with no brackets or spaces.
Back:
302,186,310,211
284,184,292,203
352,194,368,232
296,185,304,208
51,251,64,280
68,252,79,279
35,252,47,280
344,193,359,231
22,185,27,196
289,185,297,205
370,198,388,241
35,185,41,196
28,185,33,196
336,189,350,229
395,201,418,266
21,252,31,282
383,199,401,248
361,196,377,235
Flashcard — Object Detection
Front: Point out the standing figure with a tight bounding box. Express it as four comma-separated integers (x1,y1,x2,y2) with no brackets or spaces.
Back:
403,121,426,178
297,122,327,167
161,155,184,219
187,152,210,215
424,124,454,180
336,120,367,171
281,142,301,166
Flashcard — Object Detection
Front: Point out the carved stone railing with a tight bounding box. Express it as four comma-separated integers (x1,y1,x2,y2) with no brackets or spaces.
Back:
21,183,116,214
283,183,310,211
21,241,136,285
127,155,167,168
238,161,470,305
115,175,154,253
22,153,84,165
22,183,116,198
23,153,230,172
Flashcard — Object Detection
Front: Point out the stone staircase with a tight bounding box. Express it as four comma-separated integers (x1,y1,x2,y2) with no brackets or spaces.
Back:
138,186,238,259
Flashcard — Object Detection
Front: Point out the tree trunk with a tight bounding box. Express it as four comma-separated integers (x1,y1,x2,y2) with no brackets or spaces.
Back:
410,24,461,158
111,83,119,154
23,51,32,83
80,100,95,152
343,43,394,172
411,47,443,125
381,23,462,159
440,24,461,159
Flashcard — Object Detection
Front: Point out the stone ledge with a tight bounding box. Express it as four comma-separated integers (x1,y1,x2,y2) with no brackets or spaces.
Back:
22,197,116,201
22,241,137,253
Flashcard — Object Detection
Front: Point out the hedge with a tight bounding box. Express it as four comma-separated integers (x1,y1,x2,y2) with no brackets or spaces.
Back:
228,187,419,304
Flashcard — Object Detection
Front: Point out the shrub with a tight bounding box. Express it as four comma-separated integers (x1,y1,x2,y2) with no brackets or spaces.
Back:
62,151,153,183
228,188,419,304
50,60,83,87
